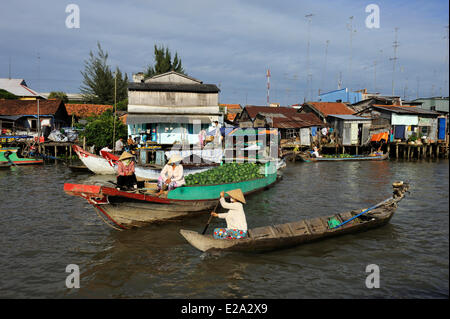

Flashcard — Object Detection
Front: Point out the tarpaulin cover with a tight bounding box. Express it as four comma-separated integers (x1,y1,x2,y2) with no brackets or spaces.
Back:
370,132,389,142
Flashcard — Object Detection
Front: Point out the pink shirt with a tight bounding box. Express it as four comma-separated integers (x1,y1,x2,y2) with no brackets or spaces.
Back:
117,160,135,176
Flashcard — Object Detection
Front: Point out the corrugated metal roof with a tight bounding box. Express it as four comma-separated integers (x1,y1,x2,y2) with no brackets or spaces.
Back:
128,82,220,93
0,78,43,98
372,105,440,115
327,114,371,121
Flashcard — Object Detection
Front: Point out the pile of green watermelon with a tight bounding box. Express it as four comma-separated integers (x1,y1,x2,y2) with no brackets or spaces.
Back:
323,154,354,158
185,162,265,186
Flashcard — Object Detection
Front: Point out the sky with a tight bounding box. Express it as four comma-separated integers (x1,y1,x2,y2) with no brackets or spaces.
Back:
0,0,448,105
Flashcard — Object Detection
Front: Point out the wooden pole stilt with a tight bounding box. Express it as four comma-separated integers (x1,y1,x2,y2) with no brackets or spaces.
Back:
396,143,399,159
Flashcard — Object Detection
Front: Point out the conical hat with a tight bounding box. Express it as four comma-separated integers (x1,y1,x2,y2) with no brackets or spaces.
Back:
226,188,246,204
168,154,183,164
118,151,134,161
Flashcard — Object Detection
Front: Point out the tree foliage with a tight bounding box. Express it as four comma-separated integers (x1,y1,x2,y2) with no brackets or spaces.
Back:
48,91,68,102
0,89,18,99
79,109,127,148
80,42,128,105
145,45,185,77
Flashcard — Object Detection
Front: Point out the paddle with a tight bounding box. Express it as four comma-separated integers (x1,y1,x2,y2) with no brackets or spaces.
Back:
4,151,18,168
332,197,393,229
202,199,221,235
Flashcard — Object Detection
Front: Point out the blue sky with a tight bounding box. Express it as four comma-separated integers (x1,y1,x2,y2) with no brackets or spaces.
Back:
0,0,448,105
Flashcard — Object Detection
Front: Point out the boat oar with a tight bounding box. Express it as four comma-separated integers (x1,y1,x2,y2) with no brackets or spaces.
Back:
202,199,220,235
4,151,18,168
332,197,393,229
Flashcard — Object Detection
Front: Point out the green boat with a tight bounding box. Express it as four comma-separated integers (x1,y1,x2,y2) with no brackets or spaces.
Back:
64,162,280,229
0,147,44,165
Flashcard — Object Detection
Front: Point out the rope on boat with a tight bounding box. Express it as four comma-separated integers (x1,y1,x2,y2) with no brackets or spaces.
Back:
94,207,124,231
89,201,129,231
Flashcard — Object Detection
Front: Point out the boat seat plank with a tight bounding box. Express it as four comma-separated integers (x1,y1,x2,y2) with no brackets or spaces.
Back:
306,217,327,234
338,211,354,222
248,226,276,239
287,220,310,236
271,223,294,238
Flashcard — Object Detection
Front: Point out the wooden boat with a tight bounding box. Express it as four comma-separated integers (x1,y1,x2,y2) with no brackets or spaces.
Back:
64,162,280,229
100,150,215,180
180,182,409,253
72,145,116,175
0,147,44,165
0,162,11,169
68,163,91,172
298,152,389,162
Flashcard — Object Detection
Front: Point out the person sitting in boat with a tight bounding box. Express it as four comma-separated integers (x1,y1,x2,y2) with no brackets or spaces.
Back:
311,146,322,158
155,154,185,196
210,189,248,239
116,151,138,191
99,145,112,154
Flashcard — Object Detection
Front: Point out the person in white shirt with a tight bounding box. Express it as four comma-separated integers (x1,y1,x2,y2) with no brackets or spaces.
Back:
115,138,124,154
312,146,322,158
99,145,112,154
156,154,185,196
211,189,248,239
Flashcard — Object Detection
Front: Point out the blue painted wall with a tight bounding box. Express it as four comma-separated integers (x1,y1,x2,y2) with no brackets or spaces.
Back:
318,88,362,104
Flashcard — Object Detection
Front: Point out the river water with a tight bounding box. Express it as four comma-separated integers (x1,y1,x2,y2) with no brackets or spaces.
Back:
0,159,448,298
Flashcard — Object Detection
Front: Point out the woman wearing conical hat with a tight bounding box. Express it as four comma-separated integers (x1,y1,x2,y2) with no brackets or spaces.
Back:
156,154,185,196
211,189,248,239
116,151,138,190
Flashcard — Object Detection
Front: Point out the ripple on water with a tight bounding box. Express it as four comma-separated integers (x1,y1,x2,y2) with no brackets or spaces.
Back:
0,160,448,298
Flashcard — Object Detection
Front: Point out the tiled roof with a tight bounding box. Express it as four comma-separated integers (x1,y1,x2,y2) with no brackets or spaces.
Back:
65,104,113,117
304,102,354,116
0,99,64,115
220,104,242,110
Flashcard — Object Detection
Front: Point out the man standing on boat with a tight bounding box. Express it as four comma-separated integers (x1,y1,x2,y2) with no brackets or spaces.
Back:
115,137,125,154
211,189,248,239
155,154,185,196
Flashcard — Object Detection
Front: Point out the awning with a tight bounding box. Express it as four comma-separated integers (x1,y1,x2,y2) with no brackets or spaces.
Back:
126,114,218,125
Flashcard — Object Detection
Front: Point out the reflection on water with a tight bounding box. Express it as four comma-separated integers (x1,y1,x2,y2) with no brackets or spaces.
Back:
0,159,448,298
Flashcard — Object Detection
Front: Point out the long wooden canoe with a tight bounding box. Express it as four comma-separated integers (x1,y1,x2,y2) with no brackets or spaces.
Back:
64,164,280,229
298,152,389,162
0,147,44,165
180,182,409,253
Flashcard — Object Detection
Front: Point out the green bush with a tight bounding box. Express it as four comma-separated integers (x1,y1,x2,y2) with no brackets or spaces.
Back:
79,110,127,147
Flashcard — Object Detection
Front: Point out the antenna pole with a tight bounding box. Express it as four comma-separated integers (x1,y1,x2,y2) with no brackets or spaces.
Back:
305,14,313,102
390,27,399,96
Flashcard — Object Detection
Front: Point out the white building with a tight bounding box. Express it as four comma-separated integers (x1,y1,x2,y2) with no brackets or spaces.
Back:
127,71,223,145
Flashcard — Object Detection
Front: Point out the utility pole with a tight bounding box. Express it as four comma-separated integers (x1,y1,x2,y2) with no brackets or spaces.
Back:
444,25,449,97
337,71,342,90
8,57,11,79
390,27,399,96
320,40,330,95
113,71,117,151
266,68,270,106
37,52,40,140
416,76,420,99
305,13,314,102
347,16,356,90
